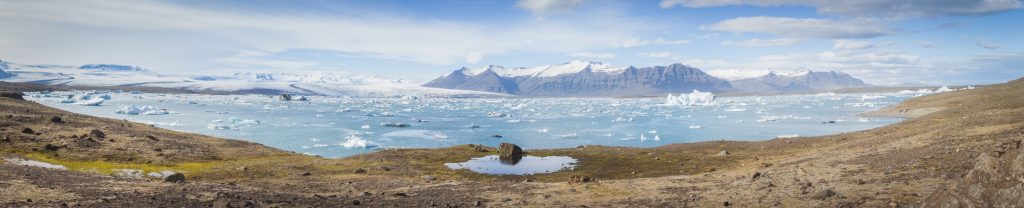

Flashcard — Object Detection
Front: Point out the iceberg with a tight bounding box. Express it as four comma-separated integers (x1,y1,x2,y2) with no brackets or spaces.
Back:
663,90,715,106
935,86,954,93
74,97,105,106
115,105,168,115
341,135,376,148
228,117,260,125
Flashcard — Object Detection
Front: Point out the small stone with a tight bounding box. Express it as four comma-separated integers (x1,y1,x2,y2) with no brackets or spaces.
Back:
21,128,34,134
43,144,60,151
723,201,731,207
568,175,595,184
237,166,248,171
474,201,483,206
352,200,361,205
812,189,836,200
752,172,762,180
301,172,312,176
717,150,730,156
163,173,185,183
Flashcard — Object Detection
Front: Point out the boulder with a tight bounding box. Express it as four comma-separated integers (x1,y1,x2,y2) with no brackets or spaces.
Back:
163,172,185,183
498,143,524,164
89,129,106,139
50,116,63,123
717,150,730,156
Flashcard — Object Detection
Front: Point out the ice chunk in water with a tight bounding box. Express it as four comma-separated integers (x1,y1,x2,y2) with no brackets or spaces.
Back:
663,90,715,106
116,105,168,115
341,135,376,148
74,97,105,106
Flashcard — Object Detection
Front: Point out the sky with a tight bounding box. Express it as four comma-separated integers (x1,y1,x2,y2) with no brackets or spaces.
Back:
1,0,1023,86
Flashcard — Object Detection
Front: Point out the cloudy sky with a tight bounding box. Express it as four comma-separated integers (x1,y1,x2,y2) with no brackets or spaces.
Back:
1,0,1022,85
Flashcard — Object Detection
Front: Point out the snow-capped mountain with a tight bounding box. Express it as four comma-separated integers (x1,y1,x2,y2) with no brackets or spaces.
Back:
426,61,871,96
78,64,147,72
729,71,870,93
0,60,499,97
425,61,733,97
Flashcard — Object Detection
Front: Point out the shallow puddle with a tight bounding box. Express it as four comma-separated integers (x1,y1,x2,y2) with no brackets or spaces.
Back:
444,155,577,175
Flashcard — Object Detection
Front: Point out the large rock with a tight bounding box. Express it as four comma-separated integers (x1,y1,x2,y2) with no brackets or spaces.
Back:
498,143,524,164
162,172,185,183
921,142,1024,207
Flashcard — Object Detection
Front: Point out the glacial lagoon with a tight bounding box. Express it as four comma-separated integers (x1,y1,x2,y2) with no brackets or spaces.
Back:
25,90,929,158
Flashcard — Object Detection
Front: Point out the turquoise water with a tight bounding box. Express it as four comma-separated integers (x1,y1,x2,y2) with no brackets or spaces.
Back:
27,91,911,158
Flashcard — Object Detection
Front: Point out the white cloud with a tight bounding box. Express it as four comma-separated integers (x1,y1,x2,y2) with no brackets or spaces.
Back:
621,38,652,47
464,52,484,64
832,40,891,50
918,41,937,48
568,51,616,59
0,0,650,73
516,0,586,15
975,39,1001,49
660,0,1021,18
702,16,891,39
722,38,800,47
636,52,673,58
621,38,691,47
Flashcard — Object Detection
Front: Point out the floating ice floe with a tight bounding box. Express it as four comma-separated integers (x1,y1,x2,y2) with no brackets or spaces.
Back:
663,90,716,106
486,111,508,117
228,117,260,125
689,125,702,129
115,105,169,115
724,108,746,112
74,97,106,106
380,122,410,127
341,135,376,148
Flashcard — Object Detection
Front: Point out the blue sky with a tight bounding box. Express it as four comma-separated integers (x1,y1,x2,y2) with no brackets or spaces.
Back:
1,0,1022,85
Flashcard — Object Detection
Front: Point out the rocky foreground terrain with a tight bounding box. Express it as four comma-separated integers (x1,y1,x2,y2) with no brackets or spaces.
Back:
1,78,1022,207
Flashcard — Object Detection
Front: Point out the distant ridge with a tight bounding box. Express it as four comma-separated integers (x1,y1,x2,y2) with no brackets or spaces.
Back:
424,61,870,96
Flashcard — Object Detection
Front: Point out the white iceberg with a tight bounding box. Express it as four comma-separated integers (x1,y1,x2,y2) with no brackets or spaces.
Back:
74,97,105,106
663,90,716,106
341,135,376,148
228,117,260,125
115,105,168,115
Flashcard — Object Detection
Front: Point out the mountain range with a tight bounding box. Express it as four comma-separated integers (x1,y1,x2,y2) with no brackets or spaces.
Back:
0,59,500,97
424,61,870,96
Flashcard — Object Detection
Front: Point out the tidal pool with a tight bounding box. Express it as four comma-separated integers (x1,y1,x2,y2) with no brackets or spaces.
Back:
444,155,578,175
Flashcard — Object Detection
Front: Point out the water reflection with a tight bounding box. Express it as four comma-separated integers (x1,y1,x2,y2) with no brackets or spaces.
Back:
445,155,577,175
